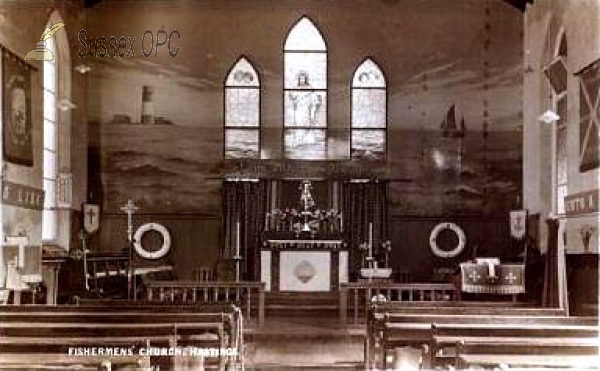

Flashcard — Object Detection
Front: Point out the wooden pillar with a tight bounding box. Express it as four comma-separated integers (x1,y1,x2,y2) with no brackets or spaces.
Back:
558,219,569,315
258,284,265,326
339,284,348,324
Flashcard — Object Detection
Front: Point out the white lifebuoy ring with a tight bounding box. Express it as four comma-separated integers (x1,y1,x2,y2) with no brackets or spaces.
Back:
429,222,466,258
134,223,171,260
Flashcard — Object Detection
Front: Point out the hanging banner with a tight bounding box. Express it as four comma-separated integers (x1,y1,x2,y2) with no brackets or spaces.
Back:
509,209,528,240
83,203,101,234
2,49,33,166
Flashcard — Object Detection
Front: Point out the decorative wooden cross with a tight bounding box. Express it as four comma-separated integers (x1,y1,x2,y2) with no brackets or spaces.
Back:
120,200,139,243
120,199,139,300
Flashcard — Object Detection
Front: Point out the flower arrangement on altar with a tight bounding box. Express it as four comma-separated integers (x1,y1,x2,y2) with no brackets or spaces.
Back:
264,180,343,236
265,207,343,235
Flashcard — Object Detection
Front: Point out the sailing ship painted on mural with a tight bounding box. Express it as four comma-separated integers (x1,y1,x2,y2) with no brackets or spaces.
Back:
387,102,521,216
440,104,467,138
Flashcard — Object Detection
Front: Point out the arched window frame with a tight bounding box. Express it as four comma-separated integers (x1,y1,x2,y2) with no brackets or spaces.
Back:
42,10,71,243
351,57,387,160
545,31,568,215
283,16,328,160
42,20,59,241
224,56,261,159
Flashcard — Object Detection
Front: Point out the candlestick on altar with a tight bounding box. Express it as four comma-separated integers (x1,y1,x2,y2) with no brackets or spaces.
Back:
383,241,391,268
234,220,241,282
235,221,241,257
120,199,139,300
368,223,373,260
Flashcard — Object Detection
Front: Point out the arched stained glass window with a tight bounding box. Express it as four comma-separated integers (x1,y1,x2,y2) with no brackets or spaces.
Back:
224,57,260,159
284,17,327,160
351,58,386,160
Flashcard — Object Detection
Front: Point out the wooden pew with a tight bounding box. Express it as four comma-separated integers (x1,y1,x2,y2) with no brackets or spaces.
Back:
0,303,243,371
0,303,241,349
0,322,229,368
0,330,231,370
364,300,585,370
376,316,597,370
0,330,164,370
0,352,148,370
1,301,236,311
371,302,566,317
365,301,567,368
457,354,600,369
428,322,599,368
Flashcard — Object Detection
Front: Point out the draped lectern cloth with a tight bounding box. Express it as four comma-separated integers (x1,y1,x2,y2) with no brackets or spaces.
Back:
460,262,525,294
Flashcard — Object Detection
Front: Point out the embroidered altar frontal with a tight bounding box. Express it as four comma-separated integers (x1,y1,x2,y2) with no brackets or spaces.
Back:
460,263,525,294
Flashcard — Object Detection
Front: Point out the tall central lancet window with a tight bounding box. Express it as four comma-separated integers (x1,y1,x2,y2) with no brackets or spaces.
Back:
224,57,260,159
351,58,387,160
284,17,327,160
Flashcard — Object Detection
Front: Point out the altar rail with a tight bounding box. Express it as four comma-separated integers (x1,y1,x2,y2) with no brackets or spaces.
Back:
144,281,265,326
339,282,459,324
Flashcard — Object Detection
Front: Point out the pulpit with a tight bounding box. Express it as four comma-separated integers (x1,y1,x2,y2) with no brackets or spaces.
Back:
261,239,348,292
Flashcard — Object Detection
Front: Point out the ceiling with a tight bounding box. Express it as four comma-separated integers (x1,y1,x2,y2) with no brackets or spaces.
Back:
502,0,534,11
84,0,535,11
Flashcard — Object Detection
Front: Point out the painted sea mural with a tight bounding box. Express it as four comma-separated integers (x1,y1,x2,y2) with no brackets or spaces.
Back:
93,120,520,216
86,0,522,217
94,123,223,214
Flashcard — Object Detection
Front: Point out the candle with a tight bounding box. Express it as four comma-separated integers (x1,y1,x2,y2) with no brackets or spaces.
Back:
236,221,241,257
368,223,373,258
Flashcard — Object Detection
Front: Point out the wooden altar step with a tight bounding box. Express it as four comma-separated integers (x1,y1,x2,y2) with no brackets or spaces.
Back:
264,292,339,318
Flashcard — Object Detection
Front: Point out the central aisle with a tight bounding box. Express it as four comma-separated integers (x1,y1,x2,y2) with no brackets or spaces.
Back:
243,292,364,370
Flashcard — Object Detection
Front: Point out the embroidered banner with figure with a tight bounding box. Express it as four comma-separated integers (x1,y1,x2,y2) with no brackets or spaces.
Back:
2,49,33,166
460,262,525,294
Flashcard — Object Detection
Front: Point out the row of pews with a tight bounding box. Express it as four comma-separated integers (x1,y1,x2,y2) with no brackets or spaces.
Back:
366,300,599,370
0,301,244,370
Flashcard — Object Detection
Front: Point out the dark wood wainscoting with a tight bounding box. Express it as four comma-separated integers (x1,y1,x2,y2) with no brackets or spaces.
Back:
95,214,222,280
388,215,513,282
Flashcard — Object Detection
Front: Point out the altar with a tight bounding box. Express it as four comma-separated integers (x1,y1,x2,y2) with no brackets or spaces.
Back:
261,239,348,292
